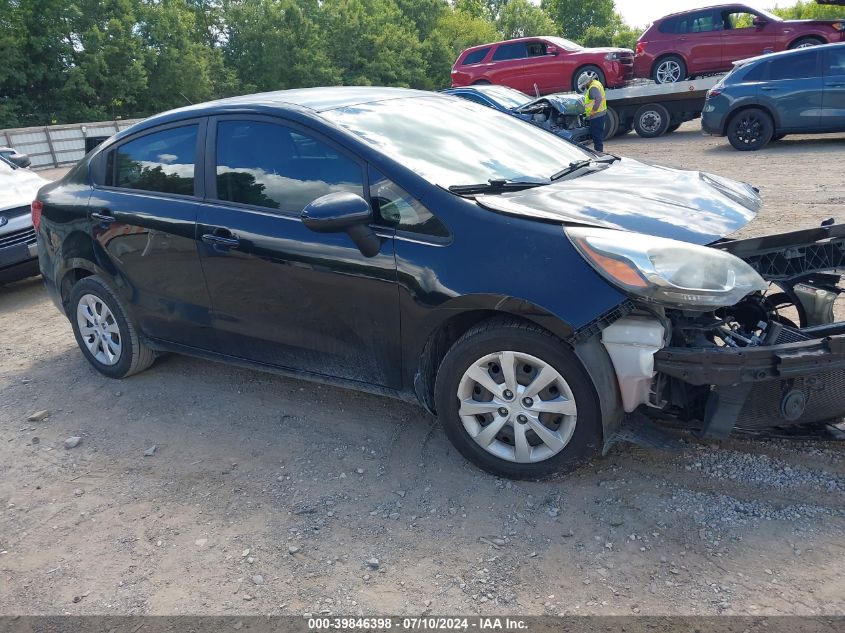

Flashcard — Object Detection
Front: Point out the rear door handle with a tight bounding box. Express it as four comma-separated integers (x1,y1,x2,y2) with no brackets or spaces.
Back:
91,210,115,223
201,229,240,248
827,82,845,88
761,86,778,91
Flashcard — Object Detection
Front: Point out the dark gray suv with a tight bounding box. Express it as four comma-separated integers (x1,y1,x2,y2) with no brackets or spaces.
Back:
702,42,845,150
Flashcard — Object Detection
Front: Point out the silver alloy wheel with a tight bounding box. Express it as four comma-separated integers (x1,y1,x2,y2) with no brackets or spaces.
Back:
457,351,577,464
655,60,682,83
794,41,818,49
577,69,599,87
638,110,663,134
76,293,122,366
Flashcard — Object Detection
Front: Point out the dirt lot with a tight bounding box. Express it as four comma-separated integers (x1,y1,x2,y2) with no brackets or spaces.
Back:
1,123,844,616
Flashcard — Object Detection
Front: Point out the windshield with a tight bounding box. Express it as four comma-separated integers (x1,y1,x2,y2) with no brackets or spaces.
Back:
323,96,591,188
0,155,17,172
545,36,583,51
474,85,531,109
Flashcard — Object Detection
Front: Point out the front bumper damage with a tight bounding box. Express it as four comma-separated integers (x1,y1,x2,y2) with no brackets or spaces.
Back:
606,222,845,439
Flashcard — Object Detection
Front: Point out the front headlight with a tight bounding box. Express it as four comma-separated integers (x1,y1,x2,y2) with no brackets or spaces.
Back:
567,227,767,309
605,52,620,61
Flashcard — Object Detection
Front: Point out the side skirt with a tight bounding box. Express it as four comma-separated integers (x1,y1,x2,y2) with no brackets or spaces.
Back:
143,336,422,408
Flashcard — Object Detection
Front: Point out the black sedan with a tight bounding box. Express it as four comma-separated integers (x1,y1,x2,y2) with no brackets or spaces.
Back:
34,87,845,479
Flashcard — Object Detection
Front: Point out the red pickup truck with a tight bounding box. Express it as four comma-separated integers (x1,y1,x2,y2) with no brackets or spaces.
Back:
451,36,634,95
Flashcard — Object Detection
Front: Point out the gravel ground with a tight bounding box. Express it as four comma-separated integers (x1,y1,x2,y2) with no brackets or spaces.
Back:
1,122,844,616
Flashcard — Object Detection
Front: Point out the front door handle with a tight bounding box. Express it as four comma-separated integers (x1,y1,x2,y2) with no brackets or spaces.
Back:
91,210,115,223
201,229,240,248
761,86,778,91
827,82,845,88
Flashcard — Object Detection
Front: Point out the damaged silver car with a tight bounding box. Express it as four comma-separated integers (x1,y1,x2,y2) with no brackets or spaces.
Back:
443,84,591,143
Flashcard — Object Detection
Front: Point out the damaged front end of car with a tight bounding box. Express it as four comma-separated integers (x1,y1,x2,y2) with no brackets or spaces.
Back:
514,94,591,143
577,222,845,439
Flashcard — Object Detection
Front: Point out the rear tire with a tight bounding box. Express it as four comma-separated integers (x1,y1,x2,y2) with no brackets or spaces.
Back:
614,122,633,137
789,37,823,49
434,318,602,480
572,65,606,92
773,133,787,141
69,275,156,379
666,122,682,133
633,103,671,137
727,107,773,151
652,55,686,84
603,108,619,139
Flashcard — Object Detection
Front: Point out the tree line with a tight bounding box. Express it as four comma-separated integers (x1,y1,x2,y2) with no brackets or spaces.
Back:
0,0,839,128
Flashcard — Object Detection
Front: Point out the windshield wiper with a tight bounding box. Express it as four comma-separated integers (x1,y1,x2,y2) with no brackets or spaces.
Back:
448,178,547,196
550,155,619,181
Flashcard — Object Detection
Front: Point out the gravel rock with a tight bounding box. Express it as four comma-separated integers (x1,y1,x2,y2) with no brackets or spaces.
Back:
288,545,299,555
365,557,379,569
64,436,82,449
143,445,157,457
27,410,50,422
252,574,264,585
73,488,84,497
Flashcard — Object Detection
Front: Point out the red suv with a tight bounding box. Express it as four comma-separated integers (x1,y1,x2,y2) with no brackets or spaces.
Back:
451,36,633,95
635,4,845,83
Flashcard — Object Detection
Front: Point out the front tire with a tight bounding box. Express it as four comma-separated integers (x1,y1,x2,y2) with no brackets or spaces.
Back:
572,65,606,92
434,319,602,480
727,107,773,151
69,275,156,378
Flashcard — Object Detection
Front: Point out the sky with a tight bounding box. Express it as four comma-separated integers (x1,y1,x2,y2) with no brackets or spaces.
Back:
613,1,782,27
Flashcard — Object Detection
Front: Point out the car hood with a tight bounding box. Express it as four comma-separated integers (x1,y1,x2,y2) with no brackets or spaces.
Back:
513,93,584,116
475,158,761,245
575,47,633,55
0,167,48,212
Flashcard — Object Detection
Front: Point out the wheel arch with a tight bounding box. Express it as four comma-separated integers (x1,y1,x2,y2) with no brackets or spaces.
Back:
787,34,825,49
414,306,623,446
412,297,576,413
725,102,779,136
571,63,605,90
650,52,688,77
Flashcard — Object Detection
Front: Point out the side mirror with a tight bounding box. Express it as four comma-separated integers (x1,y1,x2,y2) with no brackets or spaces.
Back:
547,45,559,56
301,191,381,257
753,16,767,28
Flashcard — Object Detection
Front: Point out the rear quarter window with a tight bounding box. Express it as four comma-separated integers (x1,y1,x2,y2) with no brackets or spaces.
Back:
462,47,491,65
741,61,768,82
658,17,678,34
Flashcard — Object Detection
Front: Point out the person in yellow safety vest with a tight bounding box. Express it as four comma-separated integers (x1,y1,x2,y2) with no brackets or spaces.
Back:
577,73,607,152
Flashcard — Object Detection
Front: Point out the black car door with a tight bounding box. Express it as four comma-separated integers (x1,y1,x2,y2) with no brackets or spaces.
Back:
196,116,401,388
90,119,215,348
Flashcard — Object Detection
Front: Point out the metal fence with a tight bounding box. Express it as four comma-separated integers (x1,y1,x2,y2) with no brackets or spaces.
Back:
0,119,144,169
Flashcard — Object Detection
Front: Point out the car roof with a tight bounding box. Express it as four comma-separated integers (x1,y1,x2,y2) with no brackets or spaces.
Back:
461,36,554,52
659,4,752,19
114,86,438,139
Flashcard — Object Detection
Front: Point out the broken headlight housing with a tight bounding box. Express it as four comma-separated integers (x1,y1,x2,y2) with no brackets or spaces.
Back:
567,227,767,309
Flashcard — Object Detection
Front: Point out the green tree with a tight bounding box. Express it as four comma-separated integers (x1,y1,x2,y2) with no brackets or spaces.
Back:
497,0,557,39
422,9,501,89
772,1,845,19
541,0,616,41
223,0,339,93
320,0,426,87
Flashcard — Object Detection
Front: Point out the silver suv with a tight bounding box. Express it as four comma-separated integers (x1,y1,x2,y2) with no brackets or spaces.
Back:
0,155,48,284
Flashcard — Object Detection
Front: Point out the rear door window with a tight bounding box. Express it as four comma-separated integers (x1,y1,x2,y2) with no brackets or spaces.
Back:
658,17,678,34
214,120,364,213
769,51,820,81
677,10,721,34
462,48,490,65
107,125,198,196
742,61,769,82
492,42,528,61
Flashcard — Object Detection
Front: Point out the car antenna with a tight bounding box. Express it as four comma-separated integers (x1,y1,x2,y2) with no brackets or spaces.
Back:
179,92,193,105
